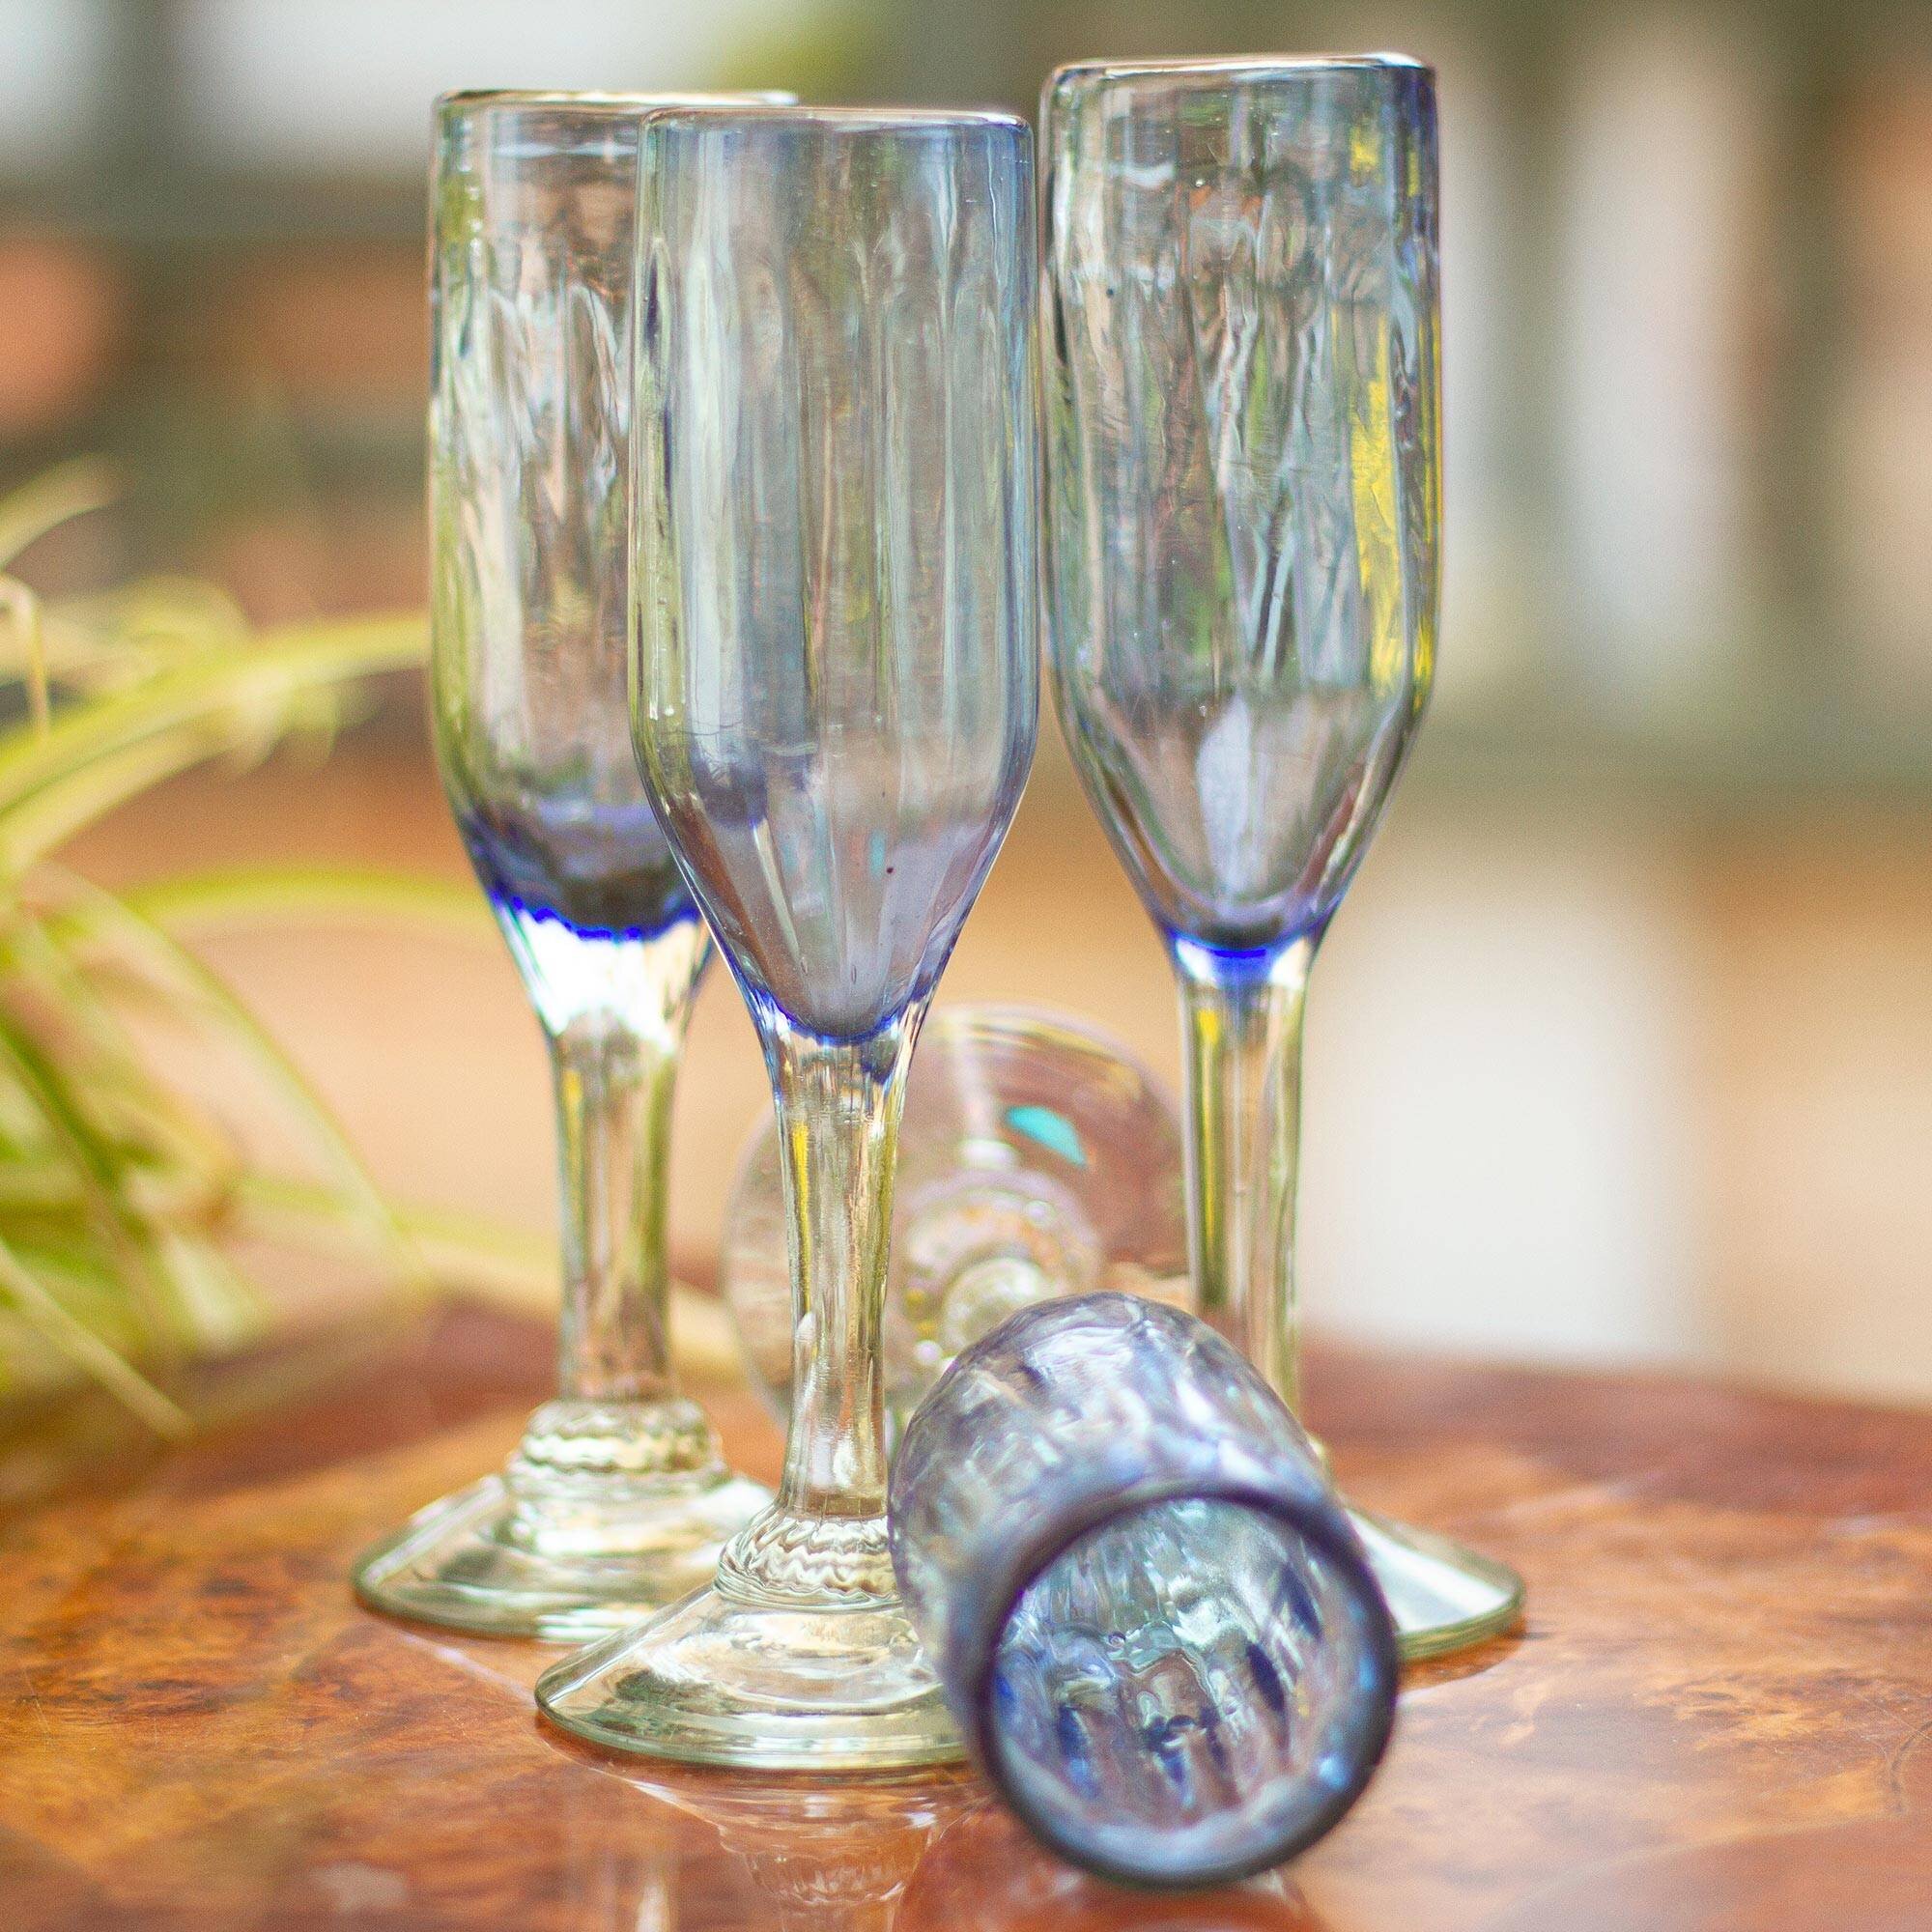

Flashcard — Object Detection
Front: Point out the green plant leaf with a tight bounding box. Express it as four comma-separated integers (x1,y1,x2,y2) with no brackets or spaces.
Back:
0,458,121,569
0,613,425,867
0,1226,189,1435
0,465,559,1437
0,577,50,733
232,1176,742,1383
47,867,428,1298
0,1007,180,1345
126,866,494,944
234,1175,552,1302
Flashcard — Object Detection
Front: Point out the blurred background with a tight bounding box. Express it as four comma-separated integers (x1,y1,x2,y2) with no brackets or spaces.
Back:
3,0,1930,1403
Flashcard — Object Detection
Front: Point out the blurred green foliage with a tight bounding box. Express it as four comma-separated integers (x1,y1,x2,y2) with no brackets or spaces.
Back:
0,461,550,1433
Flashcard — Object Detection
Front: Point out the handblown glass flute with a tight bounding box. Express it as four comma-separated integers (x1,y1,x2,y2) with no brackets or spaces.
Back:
537,104,1038,1767
1040,55,1523,1658
722,1005,1189,1445
354,92,776,1641
891,1294,1399,1887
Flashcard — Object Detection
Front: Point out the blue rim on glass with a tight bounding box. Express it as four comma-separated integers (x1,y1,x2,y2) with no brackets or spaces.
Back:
892,1293,1400,1887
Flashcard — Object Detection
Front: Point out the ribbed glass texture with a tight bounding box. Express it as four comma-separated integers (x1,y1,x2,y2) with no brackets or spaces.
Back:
633,110,1038,1042
354,92,777,1642
891,1293,1398,1887
536,107,1037,1772
1042,57,1425,1389
1037,58,1524,1665
433,93,704,950
1036,56,1515,1662
1043,57,1438,953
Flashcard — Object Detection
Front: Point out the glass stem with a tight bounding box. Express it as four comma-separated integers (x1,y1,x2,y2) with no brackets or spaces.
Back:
765,1008,920,1526
1173,932,1318,1416
546,922,706,1409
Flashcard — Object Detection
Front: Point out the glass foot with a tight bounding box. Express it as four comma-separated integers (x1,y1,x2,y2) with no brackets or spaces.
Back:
353,1398,770,1643
536,1512,965,1771
1349,1506,1525,1661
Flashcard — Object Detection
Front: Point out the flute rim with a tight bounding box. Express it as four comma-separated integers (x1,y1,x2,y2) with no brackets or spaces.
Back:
435,88,796,119
966,1471,1401,1890
1046,50,1434,92
633,101,1031,134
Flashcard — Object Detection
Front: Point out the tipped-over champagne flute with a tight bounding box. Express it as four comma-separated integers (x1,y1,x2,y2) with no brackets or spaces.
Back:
1040,56,1522,1657
537,103,1038,1766
353,92,779,1641
722,1006,1189,1448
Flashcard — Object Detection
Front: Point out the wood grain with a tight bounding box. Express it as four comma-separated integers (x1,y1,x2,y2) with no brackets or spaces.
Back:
3,1303,1930,1930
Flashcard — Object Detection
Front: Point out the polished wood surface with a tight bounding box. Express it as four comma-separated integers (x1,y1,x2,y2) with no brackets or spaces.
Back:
4,1303,1930,1931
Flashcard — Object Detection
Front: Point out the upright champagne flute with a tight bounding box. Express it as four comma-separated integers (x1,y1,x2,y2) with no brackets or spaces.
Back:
1041,56,1522,1657
537,104,1038,1766
353,92,776,1641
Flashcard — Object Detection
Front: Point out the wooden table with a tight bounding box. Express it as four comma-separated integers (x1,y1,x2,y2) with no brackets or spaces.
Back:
4,1302,1930,1931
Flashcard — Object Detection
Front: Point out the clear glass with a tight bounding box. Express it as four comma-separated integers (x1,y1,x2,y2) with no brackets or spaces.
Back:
1041,56,1522,1659
890,1293,1398,1887
722,1005,1187,1446
555,1747,979,1932
354,91,779,1642
536,104,1038,1768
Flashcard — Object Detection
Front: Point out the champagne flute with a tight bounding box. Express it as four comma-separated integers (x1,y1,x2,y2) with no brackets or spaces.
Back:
353,92,779,1641
1040,55,1522,1658
721,1005,1189,1447
537,103,1038,1766
891,1293,1399,1886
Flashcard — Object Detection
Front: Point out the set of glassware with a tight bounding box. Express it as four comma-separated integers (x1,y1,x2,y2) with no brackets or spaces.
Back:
352,56,1525,1886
